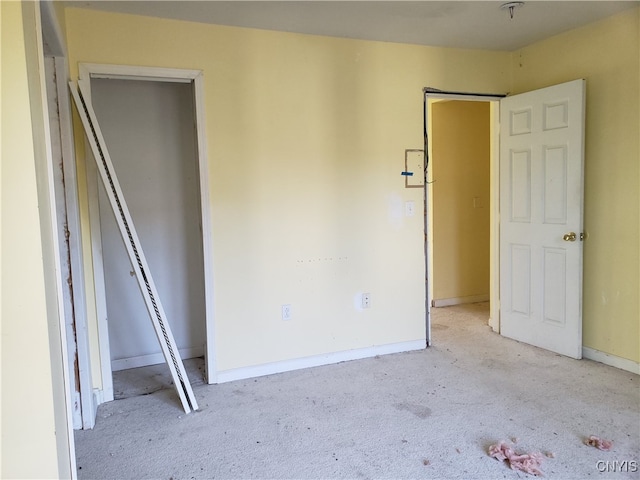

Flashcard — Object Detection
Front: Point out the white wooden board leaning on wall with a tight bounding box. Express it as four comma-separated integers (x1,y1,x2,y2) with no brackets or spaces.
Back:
69,79,199,413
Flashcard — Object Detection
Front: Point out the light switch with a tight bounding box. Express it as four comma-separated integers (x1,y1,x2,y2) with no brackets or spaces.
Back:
405,201,415,217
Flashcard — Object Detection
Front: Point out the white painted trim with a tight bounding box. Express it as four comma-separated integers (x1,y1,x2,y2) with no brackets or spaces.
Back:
79,63,201,83
432,294,490,308
424,93,504,103
86,156,114,403
27,3,77,476
111,347,204,371
192,72,217,385
45,56,81,430
583,347,640,375
92,388,103,410
216,340,425,384
54,56,97,430
489,102,501,333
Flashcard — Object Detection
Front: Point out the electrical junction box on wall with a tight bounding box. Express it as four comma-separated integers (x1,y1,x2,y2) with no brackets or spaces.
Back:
405,149,425,188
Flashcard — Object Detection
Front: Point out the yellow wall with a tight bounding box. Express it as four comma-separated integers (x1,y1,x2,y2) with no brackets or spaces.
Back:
64,8,511,372
431,100,490,302
0,2,70,478
512,8,640,363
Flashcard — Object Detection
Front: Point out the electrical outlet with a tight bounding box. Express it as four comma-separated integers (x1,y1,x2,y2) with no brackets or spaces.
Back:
281,304,292,321
362,293,371,309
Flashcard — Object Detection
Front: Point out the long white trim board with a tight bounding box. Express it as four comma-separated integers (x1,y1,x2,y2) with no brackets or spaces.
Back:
216,340,426,384
582,347,640,375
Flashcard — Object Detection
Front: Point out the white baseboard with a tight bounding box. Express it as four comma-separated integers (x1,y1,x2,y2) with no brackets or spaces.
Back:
70,391,82,429
92,388,103,410
215,340,426,384
111,346,203,371
432,294,489,308
582,347,640,375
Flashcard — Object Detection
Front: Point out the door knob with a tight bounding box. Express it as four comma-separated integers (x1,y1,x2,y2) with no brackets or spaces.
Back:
563,232,577,242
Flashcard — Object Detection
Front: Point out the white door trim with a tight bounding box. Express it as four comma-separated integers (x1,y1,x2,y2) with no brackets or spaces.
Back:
85,155,115,402
423,92,504,344
27,1,77,474
79,63,217,397
46,56,98,429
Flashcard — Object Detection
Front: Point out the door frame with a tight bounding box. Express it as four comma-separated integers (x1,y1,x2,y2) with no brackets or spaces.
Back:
423,90,505,344
45,55,97,430
79,63,217,401
27,0,77,473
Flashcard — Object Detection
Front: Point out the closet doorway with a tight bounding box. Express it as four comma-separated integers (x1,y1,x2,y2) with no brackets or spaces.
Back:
81,64,216,404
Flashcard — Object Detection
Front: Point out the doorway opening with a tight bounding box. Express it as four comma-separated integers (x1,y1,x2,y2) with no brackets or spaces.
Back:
424,81,585,360
79,64,216,409
429,100,491,303
92,78,205,398
423,91,503,345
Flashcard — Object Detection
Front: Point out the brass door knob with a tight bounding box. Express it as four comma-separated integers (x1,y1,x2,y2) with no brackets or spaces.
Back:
563,232,577,242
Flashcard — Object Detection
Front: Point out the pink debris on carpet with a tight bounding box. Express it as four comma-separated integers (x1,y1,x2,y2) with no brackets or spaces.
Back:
586,435,613,451
489,441,544,476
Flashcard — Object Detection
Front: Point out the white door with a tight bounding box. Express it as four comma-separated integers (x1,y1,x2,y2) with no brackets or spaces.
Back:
499,79,585,359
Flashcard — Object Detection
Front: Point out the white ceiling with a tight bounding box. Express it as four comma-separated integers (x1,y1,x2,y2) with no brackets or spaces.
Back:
72,1,638,51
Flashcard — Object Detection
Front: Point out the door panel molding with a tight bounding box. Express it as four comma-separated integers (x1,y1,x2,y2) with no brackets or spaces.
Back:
499,79,585,359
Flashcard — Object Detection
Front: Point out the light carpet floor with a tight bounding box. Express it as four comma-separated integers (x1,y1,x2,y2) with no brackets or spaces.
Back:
75,303,640,479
